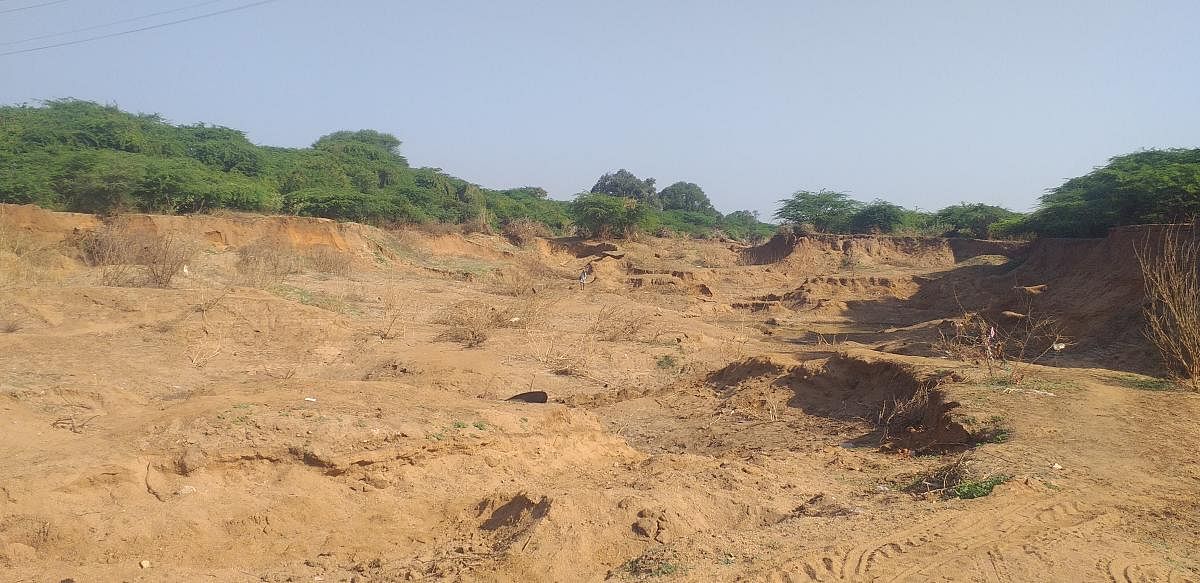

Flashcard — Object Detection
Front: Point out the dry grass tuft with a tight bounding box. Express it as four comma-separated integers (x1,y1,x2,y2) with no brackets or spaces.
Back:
1137,224,1200,391
1,318,21,333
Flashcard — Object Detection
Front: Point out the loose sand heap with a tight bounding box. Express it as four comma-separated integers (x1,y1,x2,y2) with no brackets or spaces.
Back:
0,203,1196,582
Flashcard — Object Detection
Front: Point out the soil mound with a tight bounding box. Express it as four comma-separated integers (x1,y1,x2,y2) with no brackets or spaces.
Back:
740,232,1026,270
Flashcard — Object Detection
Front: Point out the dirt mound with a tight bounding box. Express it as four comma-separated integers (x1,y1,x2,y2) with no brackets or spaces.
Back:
0,203,369,251
740,232,1029,273
740,232,1026,270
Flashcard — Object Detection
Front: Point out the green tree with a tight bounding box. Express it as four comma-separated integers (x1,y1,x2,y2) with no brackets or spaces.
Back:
591,169,659,207
568,193,645,239
1018,149,1200,237
933,203,1022,238
774,189,861,233
54,150,144,214
848,200,908,234
659,181,716,214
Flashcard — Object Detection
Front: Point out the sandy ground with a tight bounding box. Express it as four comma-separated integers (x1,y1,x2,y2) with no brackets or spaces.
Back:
0,204,1197,582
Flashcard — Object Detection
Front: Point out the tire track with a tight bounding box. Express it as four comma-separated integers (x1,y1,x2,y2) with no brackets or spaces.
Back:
1104,558,1200,583
764,491,1102,582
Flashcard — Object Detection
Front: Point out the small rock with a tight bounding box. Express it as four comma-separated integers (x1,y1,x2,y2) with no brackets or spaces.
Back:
139,560,151,569
874,484,891,492
176,485,198,496
1051,463,1063,470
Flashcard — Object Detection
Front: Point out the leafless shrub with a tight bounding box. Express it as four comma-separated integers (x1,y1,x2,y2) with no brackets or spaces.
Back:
186,330,225,367
235,238,302,287
305,245,352,276
142,232,199,288
936,301,1068,385
75,219,197,287
76,221,140,286
432,301,504,347
1,318,21,333
486,267,539,297
589,305,657,342
878,384,933,440
1136,224,1200,391
432,296,554,347
377,288,418,340
521,333,592,376
502,218,550,247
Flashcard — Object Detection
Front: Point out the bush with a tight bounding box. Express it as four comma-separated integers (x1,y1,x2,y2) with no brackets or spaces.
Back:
1136,224,1200,390
432,297,548,347
76,218,197,287
235,238,302,287
141,232,199,287
304,245,352,276
502,217,551,247
567,194,645,239
848,200,908,234
1021,149,1200,238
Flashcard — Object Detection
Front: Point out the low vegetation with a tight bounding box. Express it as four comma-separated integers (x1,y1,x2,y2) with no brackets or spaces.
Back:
432,297,548,347
74,217,197,287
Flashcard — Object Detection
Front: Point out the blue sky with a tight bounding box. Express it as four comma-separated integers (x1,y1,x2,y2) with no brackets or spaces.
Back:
2,0,1198,216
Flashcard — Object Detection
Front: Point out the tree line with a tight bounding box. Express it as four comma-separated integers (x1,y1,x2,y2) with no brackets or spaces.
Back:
772,148,1199,239
1,100,1195,241
0,100,773,241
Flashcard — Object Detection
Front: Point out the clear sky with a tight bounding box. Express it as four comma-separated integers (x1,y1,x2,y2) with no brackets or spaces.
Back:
2,0,1198,216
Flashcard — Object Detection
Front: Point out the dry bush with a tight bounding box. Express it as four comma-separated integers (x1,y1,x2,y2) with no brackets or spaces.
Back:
1136,224,1200,391
589,305,657,342
522,333,592,376
76,219,197,288
305,245,353,276
461,215,494,236
235,238,302,287
502,218,551,247
432,300,505,347
76,220,139,286
486,267,539,297
936,304,1068,384
432,296,554,347
377,288,410,339
1,318,21,333
142,232,199,288
878,384,933,441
